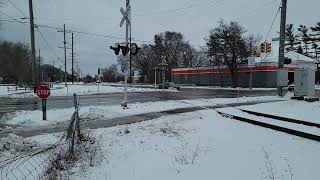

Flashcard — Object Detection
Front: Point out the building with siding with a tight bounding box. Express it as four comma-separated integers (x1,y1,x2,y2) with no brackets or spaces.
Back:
172,51,318,88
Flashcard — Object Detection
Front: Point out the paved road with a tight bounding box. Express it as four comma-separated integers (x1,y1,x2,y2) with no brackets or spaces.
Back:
0,88,278,118
0,99,284,138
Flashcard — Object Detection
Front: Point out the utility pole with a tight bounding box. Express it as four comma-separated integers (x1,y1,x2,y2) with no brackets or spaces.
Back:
63,24,67,87
129,15,132,83
28,0,36,84
71,33,74,84
278,0,287,96
119,0,131,108
52,60,55,82
38,49,41,83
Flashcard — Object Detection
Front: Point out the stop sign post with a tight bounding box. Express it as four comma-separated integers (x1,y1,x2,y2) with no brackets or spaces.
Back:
36,86,51,120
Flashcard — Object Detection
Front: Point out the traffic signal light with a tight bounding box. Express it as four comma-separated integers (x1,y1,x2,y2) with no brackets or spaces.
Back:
250,50,255,57
260,41,272,53
266,42,272,53
110,45,120,55
255,51,260,58
260,42,267,53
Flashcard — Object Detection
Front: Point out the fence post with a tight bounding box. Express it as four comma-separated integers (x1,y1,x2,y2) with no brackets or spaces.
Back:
73,93,81,138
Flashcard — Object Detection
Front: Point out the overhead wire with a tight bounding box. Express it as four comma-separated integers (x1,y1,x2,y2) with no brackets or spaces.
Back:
0,10,26,24
260,1,282,63
6,0,28,18
264,3,281,41
36,27,62,61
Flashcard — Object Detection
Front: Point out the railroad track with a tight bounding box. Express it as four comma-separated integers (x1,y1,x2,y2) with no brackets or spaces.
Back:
217,108,320,142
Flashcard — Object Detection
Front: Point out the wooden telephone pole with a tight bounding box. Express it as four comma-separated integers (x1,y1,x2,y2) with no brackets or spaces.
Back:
28,0,37,83
278,0,287,96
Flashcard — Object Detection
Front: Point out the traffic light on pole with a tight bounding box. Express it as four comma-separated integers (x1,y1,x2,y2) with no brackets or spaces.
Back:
255,51,260,58
266,42,272,53
260,42,267,53
110,45,120,55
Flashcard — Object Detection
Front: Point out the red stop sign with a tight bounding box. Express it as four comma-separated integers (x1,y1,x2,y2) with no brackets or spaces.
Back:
36,85,51,99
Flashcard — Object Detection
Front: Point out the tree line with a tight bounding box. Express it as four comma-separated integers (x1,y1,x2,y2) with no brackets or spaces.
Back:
130,20,260,87
0,40,70,84
285,23,320,60
127,19,320,87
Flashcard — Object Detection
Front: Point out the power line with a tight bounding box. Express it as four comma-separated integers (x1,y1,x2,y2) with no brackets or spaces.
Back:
36,27,61,60
260,1,282,63
0,10,24,23
264,2,281,41
235,0,278,21
2,11,153,45
6,0,28,18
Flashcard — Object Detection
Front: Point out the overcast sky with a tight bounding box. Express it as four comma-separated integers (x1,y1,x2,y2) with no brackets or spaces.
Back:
0,0,319,75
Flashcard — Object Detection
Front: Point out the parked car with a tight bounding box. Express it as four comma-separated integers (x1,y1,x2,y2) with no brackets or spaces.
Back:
288,84,294,91
158,82,180,90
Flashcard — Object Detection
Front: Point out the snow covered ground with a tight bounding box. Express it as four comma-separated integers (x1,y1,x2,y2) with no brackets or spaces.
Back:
238,100,320,124
182,86,277,91
1,96,282,128
0,83,172,98
217,107,320,136
11,109,319,180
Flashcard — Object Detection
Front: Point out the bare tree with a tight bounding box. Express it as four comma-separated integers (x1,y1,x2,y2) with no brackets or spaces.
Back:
101,64,119,82
132,44,156,83
0,41,35,84
206,20,249,87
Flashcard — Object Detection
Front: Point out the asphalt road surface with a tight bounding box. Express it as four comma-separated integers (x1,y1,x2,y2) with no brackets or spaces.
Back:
0,99,284,138
0,88,279,118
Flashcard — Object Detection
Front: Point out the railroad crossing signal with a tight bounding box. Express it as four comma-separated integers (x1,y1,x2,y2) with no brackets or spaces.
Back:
120,6,130,27
260,41,272,53
110,43,140,56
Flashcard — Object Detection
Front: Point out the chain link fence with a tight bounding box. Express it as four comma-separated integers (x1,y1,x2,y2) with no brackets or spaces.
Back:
0,94,83,180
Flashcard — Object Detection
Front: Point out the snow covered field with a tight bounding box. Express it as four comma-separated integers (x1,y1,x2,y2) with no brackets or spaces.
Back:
182,86,277,91
239,100,320,124
217,107,320,136
1,96,282,128
0,84,171,98
7,109,319,180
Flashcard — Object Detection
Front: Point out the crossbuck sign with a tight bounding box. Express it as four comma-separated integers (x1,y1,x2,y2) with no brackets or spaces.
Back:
120,1,131,27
